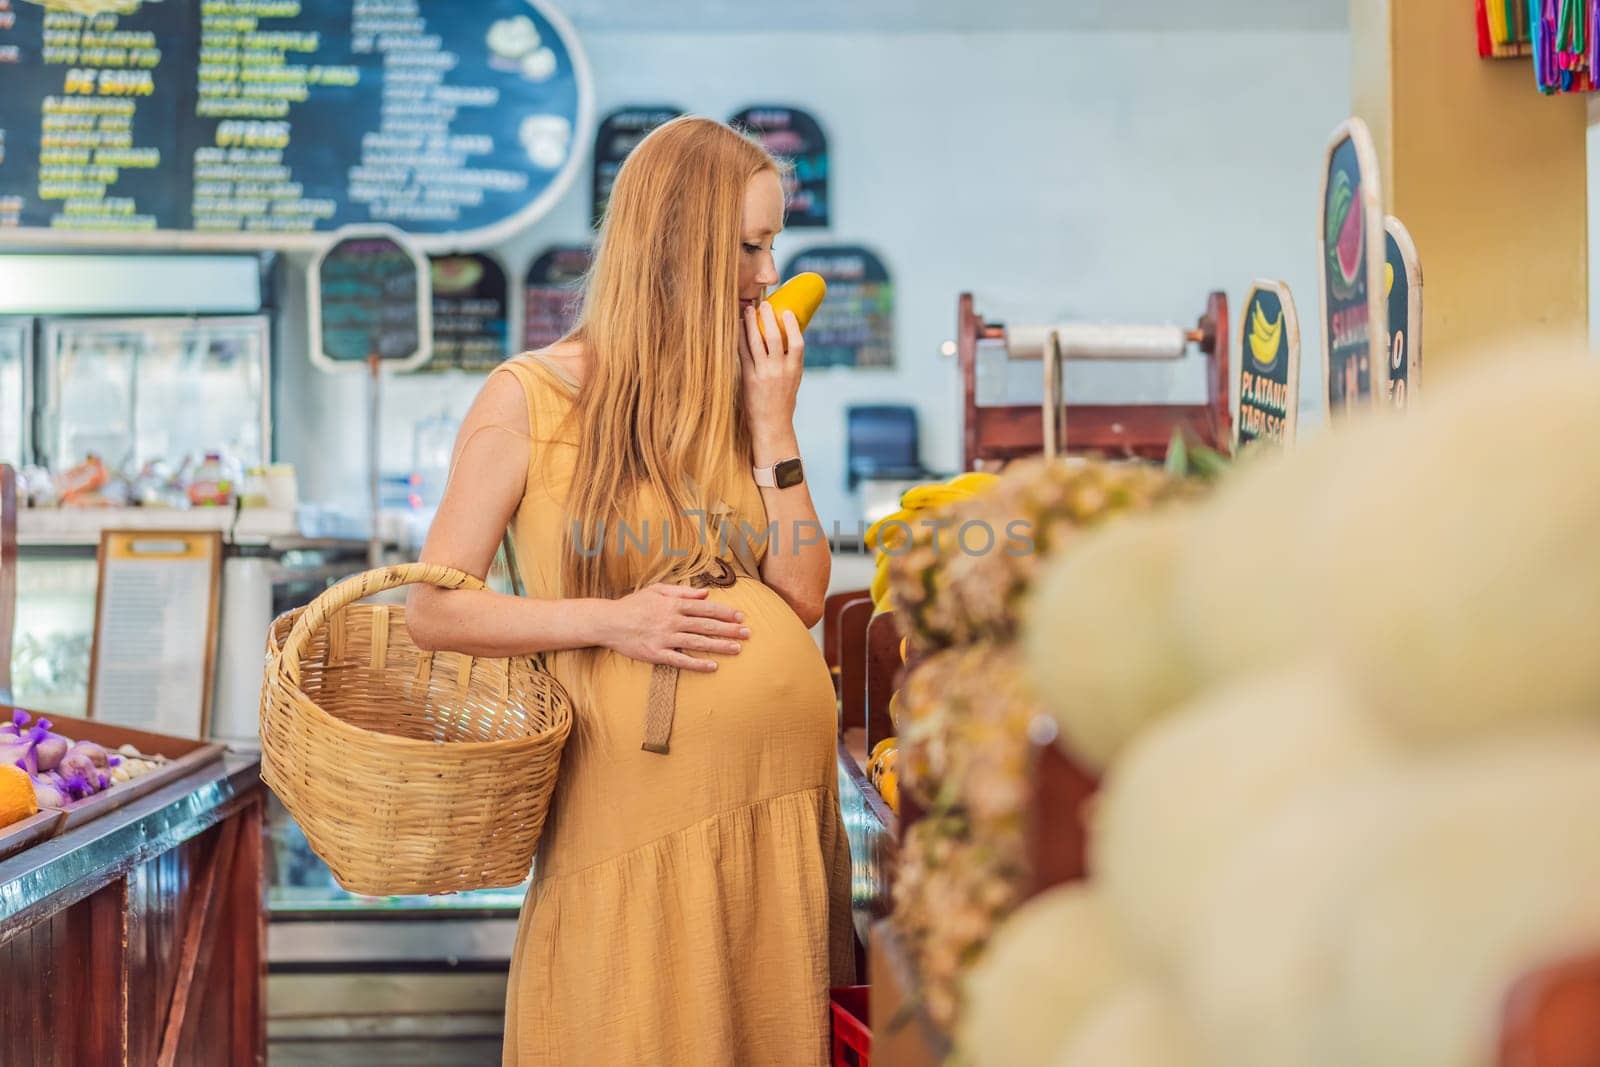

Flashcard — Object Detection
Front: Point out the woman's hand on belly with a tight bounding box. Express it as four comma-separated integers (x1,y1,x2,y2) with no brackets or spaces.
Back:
602,584,751,672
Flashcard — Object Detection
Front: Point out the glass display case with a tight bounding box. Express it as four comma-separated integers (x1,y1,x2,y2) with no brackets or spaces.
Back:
38,315,270,474
0,319,29,468
11,547,96,716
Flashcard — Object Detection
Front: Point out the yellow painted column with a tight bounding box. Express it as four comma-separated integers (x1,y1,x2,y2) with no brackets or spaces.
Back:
1351,0,1589,365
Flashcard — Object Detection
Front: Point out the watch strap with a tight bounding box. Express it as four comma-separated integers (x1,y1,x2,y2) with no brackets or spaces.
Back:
752,457,802,488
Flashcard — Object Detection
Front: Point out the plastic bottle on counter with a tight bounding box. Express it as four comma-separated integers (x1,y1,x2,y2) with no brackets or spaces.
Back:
265,463,298,512
187,451,239,508
239,466,270,509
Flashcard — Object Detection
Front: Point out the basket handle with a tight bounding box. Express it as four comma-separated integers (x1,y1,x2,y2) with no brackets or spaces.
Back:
279,563,487,687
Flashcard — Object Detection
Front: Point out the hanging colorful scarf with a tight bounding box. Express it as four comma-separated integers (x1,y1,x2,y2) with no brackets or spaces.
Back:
1528,0,1597,92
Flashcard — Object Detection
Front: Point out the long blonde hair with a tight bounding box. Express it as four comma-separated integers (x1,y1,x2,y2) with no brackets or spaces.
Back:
559,117,778,602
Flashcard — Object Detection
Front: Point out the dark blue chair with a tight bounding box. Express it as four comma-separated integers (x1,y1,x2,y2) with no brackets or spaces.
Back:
846,404,929,490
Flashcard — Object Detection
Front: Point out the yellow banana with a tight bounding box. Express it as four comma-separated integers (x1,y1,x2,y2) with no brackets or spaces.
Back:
879,770,899,812
865,509,915,551
899,483,959,510
947,470,1000,494
870,553,891,603
1247,302,1283,368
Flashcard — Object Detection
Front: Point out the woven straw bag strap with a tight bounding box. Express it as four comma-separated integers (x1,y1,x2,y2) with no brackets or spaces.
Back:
640,557,739,755
280,564,486,688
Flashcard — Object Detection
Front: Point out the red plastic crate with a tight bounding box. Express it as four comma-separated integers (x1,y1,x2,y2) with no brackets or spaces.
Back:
830,985,871,1067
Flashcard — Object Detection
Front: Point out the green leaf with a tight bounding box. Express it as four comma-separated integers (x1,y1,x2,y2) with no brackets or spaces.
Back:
1188,445,1232,481
1163,428,1189,477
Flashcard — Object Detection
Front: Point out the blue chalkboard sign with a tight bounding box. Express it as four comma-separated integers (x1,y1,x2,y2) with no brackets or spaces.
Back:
0,0,592,250
310,225,430,371
1318,118,1388,415
730,106,829,228
591,106,683,229
1383,216,1421,410
782,245,893,369
425,252,509,372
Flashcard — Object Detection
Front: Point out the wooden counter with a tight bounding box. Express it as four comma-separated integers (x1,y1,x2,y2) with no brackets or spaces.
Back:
0,755,265,1066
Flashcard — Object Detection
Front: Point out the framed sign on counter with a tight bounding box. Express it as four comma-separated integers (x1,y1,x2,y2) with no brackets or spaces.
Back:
1236,280,1301,448
1384,216,1422,410
425,252,510,372
0,0,594,250
309,224,430,372
523,244,593,350
591,106,683,228
730,106,829,228
88,530,223,739
781,245,894,369
1318,117,1388,417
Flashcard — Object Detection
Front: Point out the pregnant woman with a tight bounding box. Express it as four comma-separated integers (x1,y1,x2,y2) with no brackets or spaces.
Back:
406,117,855,1065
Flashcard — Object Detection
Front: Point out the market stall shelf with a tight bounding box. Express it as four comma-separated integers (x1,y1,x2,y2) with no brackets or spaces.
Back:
0,713,226,854
0,753,264,1065
868,919,951,1067
957,291,1231,468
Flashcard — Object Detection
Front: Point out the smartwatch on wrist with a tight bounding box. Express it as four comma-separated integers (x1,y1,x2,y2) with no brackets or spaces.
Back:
752,457,805,489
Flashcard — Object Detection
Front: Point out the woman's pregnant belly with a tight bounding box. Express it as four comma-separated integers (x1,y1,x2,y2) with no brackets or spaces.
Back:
536,576,838,875
667,576,836,761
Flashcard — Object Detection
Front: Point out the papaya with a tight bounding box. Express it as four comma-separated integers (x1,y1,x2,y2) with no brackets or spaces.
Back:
761,272,827,348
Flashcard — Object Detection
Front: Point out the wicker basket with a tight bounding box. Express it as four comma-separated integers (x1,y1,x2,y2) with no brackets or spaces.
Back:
260,564,571,896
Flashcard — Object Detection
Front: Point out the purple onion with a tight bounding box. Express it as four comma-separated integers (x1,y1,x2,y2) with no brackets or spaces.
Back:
66,740,108,769
28,720,76,773
55,751,96,789
0,736,36,776
31,773,67,808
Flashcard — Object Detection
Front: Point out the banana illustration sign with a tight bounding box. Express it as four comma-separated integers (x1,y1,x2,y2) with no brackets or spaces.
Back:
1237,280,1300,447
1384,216,1422,410
1318,118,1389,417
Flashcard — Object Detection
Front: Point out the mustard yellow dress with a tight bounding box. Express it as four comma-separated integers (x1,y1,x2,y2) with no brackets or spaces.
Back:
494,355,855,1066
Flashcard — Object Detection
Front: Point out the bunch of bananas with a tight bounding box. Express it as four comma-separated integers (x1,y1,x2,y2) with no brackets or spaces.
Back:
1247,299,1285,368
866,471,1001,614
866,631,915,812
867,736,899,813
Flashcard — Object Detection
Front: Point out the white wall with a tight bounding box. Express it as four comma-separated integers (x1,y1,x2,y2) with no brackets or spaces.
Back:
279,27,1352,533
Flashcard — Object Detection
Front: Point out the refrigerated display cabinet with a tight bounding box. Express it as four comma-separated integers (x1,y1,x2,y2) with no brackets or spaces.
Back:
37,315,270,474
0,319,29,469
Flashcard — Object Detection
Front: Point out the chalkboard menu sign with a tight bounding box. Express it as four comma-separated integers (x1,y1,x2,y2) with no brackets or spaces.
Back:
1318,118,1388,416
0,0,592,249
424,252,508,372
310,225,429,372
522,243,591,350
1383,216,1421,410
591,106,682,229
781,245,893,369
1236,280,1301,448
730,106,829,228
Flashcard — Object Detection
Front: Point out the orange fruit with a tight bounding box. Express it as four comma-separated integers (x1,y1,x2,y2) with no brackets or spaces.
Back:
0,764,39,827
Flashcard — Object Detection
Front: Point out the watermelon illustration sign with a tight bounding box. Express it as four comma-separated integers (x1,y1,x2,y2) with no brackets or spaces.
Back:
1237,280,1301,447
1384,216,1422,410
1318,118,1388,416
